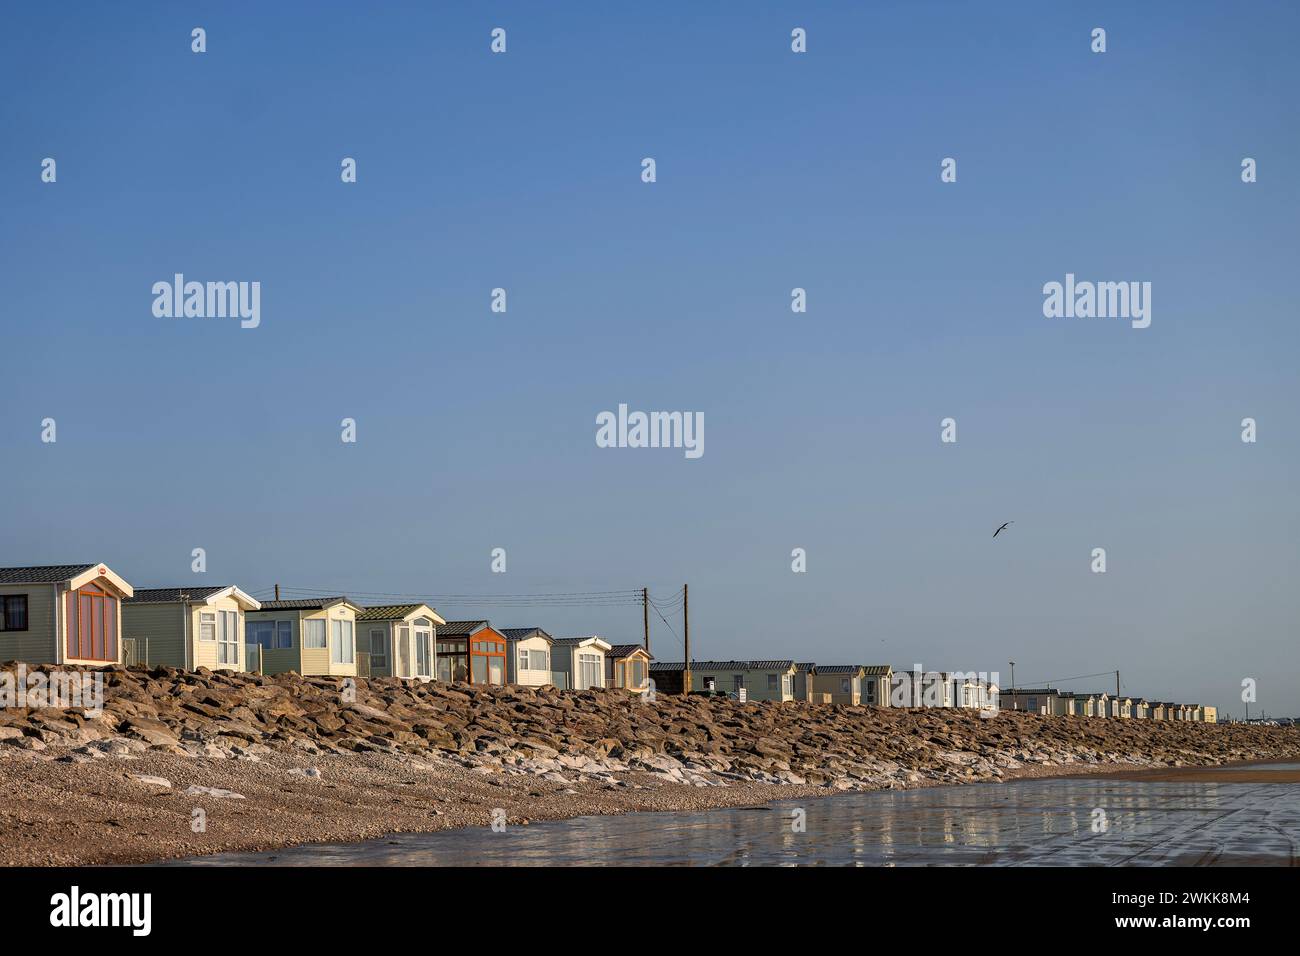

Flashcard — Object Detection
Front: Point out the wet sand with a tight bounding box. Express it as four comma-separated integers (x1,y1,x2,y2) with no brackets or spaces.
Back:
170,760,1300,867
1072,761,1300,785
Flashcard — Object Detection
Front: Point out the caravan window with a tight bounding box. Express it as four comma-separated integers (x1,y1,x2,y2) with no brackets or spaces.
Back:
0,595,28,631
304,619,327,649
248,621,273,649
369,629,387,668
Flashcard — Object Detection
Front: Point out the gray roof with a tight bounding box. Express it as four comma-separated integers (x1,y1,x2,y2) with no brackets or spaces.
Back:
125,586,234,605
606,643,652,660
500,627,552,642
813,664,863,675
795,662,816,673
355,604,436,622
650,660,795,672
0,564,98,584
1003,687,1060,695
437,620,491,637
861,664,892,676
254,597,349,611
552,636,607,647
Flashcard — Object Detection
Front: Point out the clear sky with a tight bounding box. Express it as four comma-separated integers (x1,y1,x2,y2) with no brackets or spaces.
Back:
2,2,1297,717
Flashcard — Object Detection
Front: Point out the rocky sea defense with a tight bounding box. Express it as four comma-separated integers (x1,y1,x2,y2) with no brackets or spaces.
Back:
3,663,1296,788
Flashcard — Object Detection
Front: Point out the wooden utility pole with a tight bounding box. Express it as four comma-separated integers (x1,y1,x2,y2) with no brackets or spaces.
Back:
1115,670,1120,699
682,583,691,694
274,583,280,601
642,587,650,656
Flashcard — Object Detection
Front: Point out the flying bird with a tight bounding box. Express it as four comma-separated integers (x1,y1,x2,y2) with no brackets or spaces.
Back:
993,521,1013,538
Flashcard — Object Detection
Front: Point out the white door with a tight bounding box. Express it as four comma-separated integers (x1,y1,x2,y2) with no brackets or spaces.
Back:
415,629,431,677
397,626,411,677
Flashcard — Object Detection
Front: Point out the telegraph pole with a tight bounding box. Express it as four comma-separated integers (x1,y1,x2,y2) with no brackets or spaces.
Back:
274,584,280,601
642,587,650,656
1115,670,1120,699
682,583,691,694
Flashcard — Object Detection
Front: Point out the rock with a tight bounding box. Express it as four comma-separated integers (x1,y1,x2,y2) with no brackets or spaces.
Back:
123,717,179,747
5,663,1295,802
287,767,322,779
311,713,347,733
184,785,245,799
132,775,172,788
213,720,261,742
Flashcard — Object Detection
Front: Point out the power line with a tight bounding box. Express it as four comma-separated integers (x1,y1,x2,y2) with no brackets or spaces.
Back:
649,600,686,656
251,584,650,612
649,586,685,605
265,585,642,599
1016,669,1118,688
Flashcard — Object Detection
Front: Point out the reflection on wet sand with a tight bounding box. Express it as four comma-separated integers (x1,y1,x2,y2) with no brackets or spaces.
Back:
171,763,1300,867
1086,763,1300,785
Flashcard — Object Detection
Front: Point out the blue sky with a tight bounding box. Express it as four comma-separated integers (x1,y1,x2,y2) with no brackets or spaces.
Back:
2,2,1297,716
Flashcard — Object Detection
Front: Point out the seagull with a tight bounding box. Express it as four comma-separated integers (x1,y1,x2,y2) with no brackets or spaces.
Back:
993,521,1013,538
